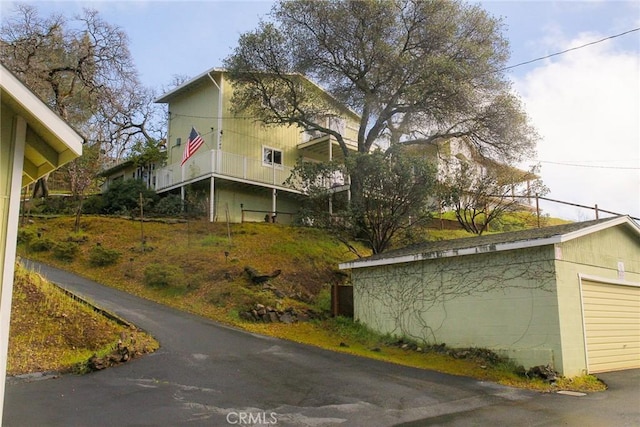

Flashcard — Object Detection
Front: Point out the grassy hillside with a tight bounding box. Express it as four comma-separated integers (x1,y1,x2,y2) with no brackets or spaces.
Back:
9,263,158,375
13,215,604,392
17,216,358,323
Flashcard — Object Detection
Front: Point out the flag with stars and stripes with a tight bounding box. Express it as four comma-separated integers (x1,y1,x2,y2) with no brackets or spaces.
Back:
181,127,205,166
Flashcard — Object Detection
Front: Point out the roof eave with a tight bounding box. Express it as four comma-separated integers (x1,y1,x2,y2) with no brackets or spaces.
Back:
339,235,563,270
339,215,639,271
155,67,226,103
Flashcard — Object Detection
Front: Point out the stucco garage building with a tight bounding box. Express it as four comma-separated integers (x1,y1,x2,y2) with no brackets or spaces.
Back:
339,216,640,376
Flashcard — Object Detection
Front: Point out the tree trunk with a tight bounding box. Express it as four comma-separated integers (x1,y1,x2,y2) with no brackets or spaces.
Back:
32,174,50,198
74,197,83,233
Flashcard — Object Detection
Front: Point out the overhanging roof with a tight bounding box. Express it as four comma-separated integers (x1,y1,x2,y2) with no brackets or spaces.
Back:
339,216,640,270
1,62,83,185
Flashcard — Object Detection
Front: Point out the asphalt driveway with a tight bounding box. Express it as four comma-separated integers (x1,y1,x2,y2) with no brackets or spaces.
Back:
3,261,639,426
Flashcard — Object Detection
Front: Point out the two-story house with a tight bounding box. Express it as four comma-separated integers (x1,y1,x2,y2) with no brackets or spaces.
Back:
103,68,360,223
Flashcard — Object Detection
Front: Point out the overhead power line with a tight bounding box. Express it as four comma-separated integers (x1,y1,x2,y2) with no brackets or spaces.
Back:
501,27,640,72
539,160,640,170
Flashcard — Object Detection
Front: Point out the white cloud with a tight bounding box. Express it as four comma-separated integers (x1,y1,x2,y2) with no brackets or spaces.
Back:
514,33,640,221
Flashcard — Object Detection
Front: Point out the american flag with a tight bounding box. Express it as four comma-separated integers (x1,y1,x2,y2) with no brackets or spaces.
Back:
181,127,205,166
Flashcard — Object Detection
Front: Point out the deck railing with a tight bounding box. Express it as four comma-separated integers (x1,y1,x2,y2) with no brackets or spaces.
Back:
153,149,297,192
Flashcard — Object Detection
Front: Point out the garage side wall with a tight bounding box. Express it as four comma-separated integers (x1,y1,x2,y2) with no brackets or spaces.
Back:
352,246,561,371
555,226,640,376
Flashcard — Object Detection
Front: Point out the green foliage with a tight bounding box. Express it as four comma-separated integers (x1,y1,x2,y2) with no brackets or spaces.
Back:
37,196,76,215
88,245,121,267
17,228,37,245
314,285,332,313
52,242,79,262
200,235,229,247
326,316,393,346
143,263,184,289
81,194,105,214
128,139,167,168
67,231,89,243
29,237,55,252
100,179,158,215
152,194,183,217
288,149,437,254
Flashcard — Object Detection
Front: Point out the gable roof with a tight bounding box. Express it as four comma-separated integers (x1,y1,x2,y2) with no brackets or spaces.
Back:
1,62,83,185
339,216,640,270
155,67,361,121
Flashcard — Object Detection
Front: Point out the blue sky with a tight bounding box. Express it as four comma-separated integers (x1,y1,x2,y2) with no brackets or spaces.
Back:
2,0,639,221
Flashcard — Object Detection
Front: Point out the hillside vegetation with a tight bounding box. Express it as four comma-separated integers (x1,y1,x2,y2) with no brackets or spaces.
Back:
9,263,158,375
13,214,603,392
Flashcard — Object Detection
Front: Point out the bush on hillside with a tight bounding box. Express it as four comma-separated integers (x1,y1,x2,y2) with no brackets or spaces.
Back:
29,238,55,252
151,194,183,217
143,263,185,289
81,194,105,214
52,242,79,262
17,228,37,245
88,244,121,267
100,179,158,215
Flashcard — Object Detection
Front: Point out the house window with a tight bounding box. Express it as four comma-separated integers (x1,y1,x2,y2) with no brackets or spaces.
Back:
262,146,283,168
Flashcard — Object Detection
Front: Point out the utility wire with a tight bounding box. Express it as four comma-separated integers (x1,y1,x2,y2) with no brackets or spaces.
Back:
501,27,640,72
539,160,640,170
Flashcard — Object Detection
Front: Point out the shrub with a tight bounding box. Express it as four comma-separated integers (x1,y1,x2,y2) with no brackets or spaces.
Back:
38,196,75,215
101,179,158,215
152,194,183,217
81,194,105,214
67,231,89,243
314,285,332,313
29,238,55,252
143,263,184,289
53,242,79,262
17,228,37,245
88,244,121,267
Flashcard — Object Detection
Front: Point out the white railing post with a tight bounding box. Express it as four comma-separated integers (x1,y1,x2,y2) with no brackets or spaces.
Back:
211,149,216,173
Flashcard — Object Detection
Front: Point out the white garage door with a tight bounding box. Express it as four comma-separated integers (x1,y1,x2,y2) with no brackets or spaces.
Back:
582,279,640,373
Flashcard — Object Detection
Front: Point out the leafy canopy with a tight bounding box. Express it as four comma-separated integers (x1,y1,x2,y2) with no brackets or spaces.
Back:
225,0,537,164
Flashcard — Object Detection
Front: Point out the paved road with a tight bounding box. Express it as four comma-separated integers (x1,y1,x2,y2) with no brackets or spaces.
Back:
4,261,639,426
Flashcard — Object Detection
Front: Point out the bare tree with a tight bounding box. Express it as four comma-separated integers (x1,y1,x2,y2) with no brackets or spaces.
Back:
0,5,164,197
439,162,547,235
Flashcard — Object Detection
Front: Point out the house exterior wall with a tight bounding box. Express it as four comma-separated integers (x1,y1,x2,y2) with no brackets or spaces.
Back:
554,225,640,376
215,185,300,224
351,246,562,371
166,82,219,165
0,104,20,307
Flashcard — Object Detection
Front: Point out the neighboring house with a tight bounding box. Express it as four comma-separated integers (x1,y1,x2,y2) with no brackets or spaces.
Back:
99,159,158,192
0,62,83,419
413,137,538,208
102,68,360,223
339,216,640,376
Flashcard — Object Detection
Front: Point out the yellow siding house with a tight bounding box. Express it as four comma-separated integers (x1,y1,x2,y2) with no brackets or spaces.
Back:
151,68,360,223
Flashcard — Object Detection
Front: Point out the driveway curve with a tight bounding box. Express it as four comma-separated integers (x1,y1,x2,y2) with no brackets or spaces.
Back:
4,261,638,426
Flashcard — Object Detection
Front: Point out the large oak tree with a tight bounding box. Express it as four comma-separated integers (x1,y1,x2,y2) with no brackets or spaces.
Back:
224,0,538,251
225,1,537,176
